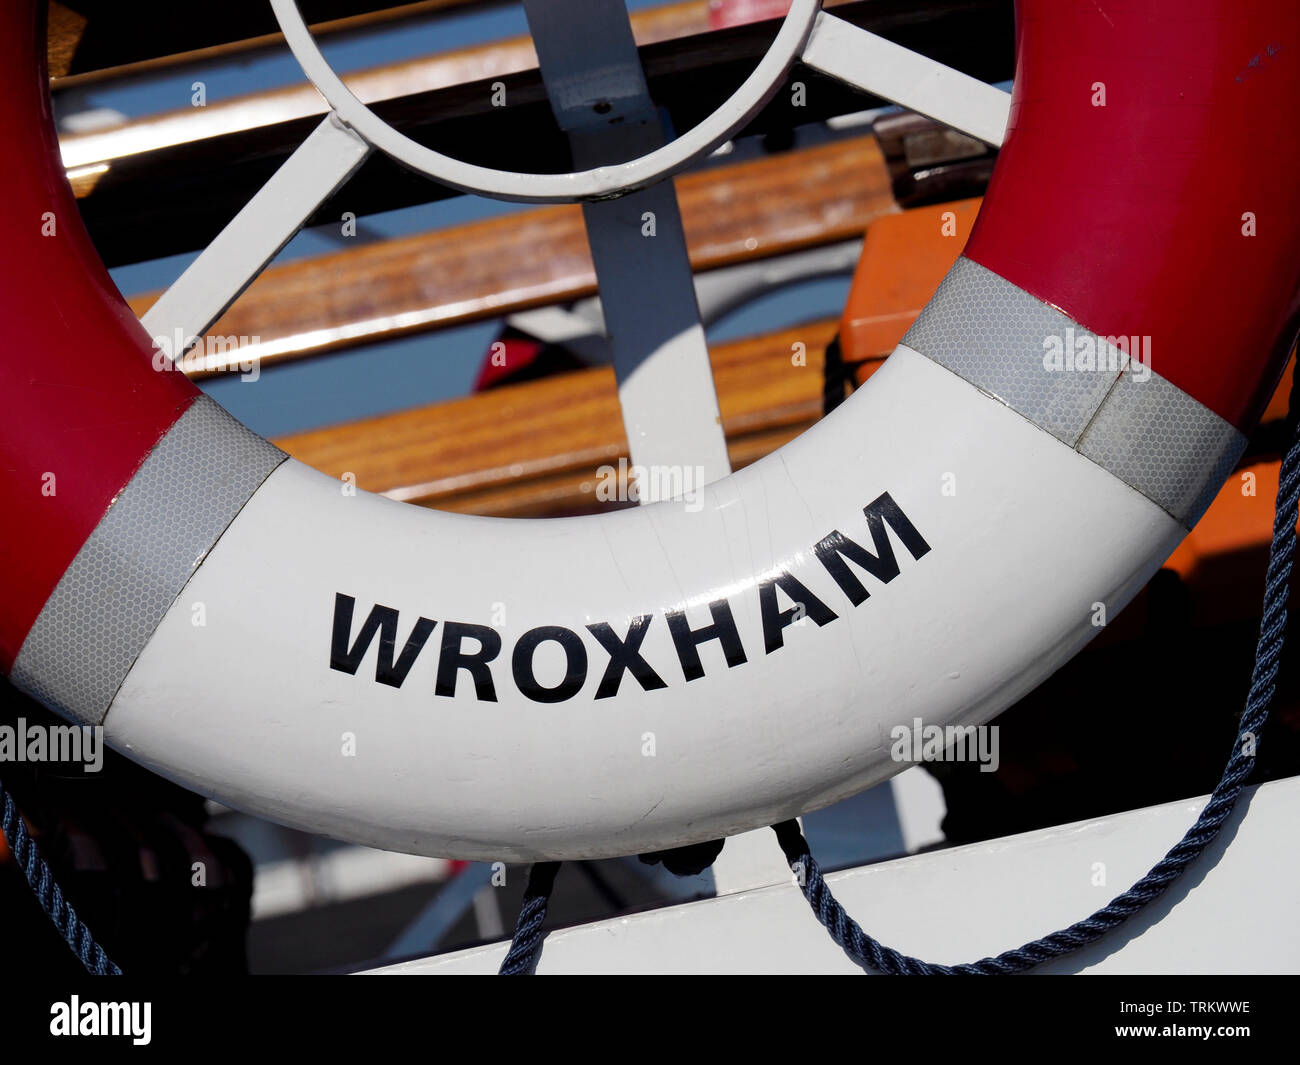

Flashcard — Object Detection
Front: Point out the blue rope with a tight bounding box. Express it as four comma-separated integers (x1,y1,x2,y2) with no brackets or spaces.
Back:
498,861,560,974
774,373,1300,974
0,779,121,975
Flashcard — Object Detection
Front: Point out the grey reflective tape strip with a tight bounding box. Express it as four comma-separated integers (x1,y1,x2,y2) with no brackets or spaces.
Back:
903,256,1120,446
903,256,1246,528
1076,369,1246,524
10,397,287,726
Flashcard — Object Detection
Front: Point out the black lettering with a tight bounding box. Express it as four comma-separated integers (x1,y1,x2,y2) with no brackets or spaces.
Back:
512,626,588,703
586,616,668,699
665,599,747,682
814,492,931,606
757,571,838,653
435,622,501,701
330,593,436,688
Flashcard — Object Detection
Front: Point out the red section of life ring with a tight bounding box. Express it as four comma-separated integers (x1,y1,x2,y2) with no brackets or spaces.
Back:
0,1,198,670
965,0,1300,430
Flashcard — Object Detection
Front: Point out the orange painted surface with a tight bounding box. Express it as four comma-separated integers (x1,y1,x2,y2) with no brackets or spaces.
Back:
839,197,982,365
1166,461,1296,577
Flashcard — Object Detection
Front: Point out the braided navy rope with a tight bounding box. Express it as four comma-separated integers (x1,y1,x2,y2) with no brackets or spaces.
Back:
775,372,1300,974
498,861,560,975
0,779,121,975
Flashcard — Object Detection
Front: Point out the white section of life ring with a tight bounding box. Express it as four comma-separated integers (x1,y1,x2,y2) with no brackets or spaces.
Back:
102,345,1184,861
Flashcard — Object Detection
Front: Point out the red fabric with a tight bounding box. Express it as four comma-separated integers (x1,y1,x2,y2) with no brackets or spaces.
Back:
472,333,545,391
708,0,792,31
0,1,198,670
965,0,1300,430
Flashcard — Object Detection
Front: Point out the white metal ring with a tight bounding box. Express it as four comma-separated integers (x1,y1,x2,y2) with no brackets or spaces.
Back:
270,0,824,203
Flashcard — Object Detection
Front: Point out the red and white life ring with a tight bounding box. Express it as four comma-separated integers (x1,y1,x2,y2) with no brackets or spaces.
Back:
2,1,1298,860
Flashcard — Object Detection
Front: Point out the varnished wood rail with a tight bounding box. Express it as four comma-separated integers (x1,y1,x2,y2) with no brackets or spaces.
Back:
58,1,720,176
48,1,497,84
128,135,897,376
272,318,888,516
66,0,1012,264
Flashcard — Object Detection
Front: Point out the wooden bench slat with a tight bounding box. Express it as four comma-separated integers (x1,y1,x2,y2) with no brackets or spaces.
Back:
49,1,490,85
128,135,897,375
272,318,868,516
72,0,1013,265
59,1,717,172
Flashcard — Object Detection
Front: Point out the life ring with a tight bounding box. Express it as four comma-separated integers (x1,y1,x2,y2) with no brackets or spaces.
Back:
2,0,1298,861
